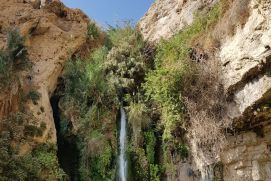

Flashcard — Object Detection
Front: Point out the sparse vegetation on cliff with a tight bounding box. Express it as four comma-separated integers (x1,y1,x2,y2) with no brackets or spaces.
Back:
0,113,65,180
0,29,30,87
142,3,219,174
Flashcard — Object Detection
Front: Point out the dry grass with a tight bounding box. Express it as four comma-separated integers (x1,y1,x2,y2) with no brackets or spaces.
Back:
192,0,251,52
212,0,251,43
183,58,232,157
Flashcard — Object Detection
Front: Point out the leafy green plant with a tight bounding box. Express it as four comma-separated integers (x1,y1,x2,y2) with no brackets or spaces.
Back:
61,45,118,180
33,144,66,180
87,22,100,40
27,90,41,104
177,144,189,159
0,126,65,181
128,147,149,181
150,164,160,181
24,125,44,137
80,139,114,181
63,58,90,105
144,130,156,164
127,102,150,145
105,24,148,91
0,29,30,87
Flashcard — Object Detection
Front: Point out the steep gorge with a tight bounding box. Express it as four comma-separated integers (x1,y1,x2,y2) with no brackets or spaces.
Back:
0,0,271,181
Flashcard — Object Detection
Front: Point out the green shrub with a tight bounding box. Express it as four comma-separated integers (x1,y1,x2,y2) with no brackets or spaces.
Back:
0,50,9,77
87,22,100,40
0,29,30,87
105,24,148,91
63,58,90,105
128,102,150,145
80,139,114,181
128,147,149,181
177,144,189,159
150,164,160,181
86,47,116,105
22,121,46,138
24,125,44,137
61,46,118,181
7,29,27,62
27,90,41,104
144,130,156,164
144,2,223,138
33,144,66,180
0,131,65,181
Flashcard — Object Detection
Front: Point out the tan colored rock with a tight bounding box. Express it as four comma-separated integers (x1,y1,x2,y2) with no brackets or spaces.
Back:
0,0,88,146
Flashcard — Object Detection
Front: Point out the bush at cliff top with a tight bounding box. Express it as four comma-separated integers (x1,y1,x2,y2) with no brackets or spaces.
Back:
105,24,149,92
87,22,101,40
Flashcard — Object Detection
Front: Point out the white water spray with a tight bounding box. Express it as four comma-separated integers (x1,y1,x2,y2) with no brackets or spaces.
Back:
119,106,127,181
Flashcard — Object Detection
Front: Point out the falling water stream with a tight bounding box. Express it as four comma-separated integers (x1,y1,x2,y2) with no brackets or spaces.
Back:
119,106,127,181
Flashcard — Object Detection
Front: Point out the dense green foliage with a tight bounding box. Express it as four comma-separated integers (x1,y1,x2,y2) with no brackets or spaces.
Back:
0,113,65,180
105,24,150,92
0,29,30,87
60,23,158,181
61,47,117,180
58,4,224,179
144,130,156,164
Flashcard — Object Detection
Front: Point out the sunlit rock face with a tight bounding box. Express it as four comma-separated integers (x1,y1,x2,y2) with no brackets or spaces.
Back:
220,0,271,120
221,125,271,181
0,0,88,147
218,1,271,180
139,0,271,180
138,0,217,42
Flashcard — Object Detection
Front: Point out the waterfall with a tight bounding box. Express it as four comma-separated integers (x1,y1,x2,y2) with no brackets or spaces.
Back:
119,106,127,181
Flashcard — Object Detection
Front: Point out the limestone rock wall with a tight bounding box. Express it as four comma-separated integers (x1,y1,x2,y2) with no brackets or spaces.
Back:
138,0,217,42
221,125,271,181
0,0,89,144
219,0,271,180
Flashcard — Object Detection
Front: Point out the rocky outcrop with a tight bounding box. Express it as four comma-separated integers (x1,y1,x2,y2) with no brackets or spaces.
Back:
0,0,89,145
140,0,271,180
219,0,271,180
221,125,271,181
220,0,271,121
138,0,217,42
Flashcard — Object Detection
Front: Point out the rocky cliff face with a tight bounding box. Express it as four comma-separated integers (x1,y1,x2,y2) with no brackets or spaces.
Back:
138,0,217,42
139,0,271,180
0,0,88,147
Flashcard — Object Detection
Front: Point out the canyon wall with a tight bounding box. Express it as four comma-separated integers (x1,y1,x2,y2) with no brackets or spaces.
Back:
139,0,271,180
0,0,88,148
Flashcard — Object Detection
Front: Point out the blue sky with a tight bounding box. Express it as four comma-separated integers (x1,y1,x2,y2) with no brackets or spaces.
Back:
62,0,154,27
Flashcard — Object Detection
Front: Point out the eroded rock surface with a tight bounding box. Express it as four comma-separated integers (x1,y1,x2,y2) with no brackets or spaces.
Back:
221,124,271,181
138,0,217,42
220,0,271,120
0,0,88,145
